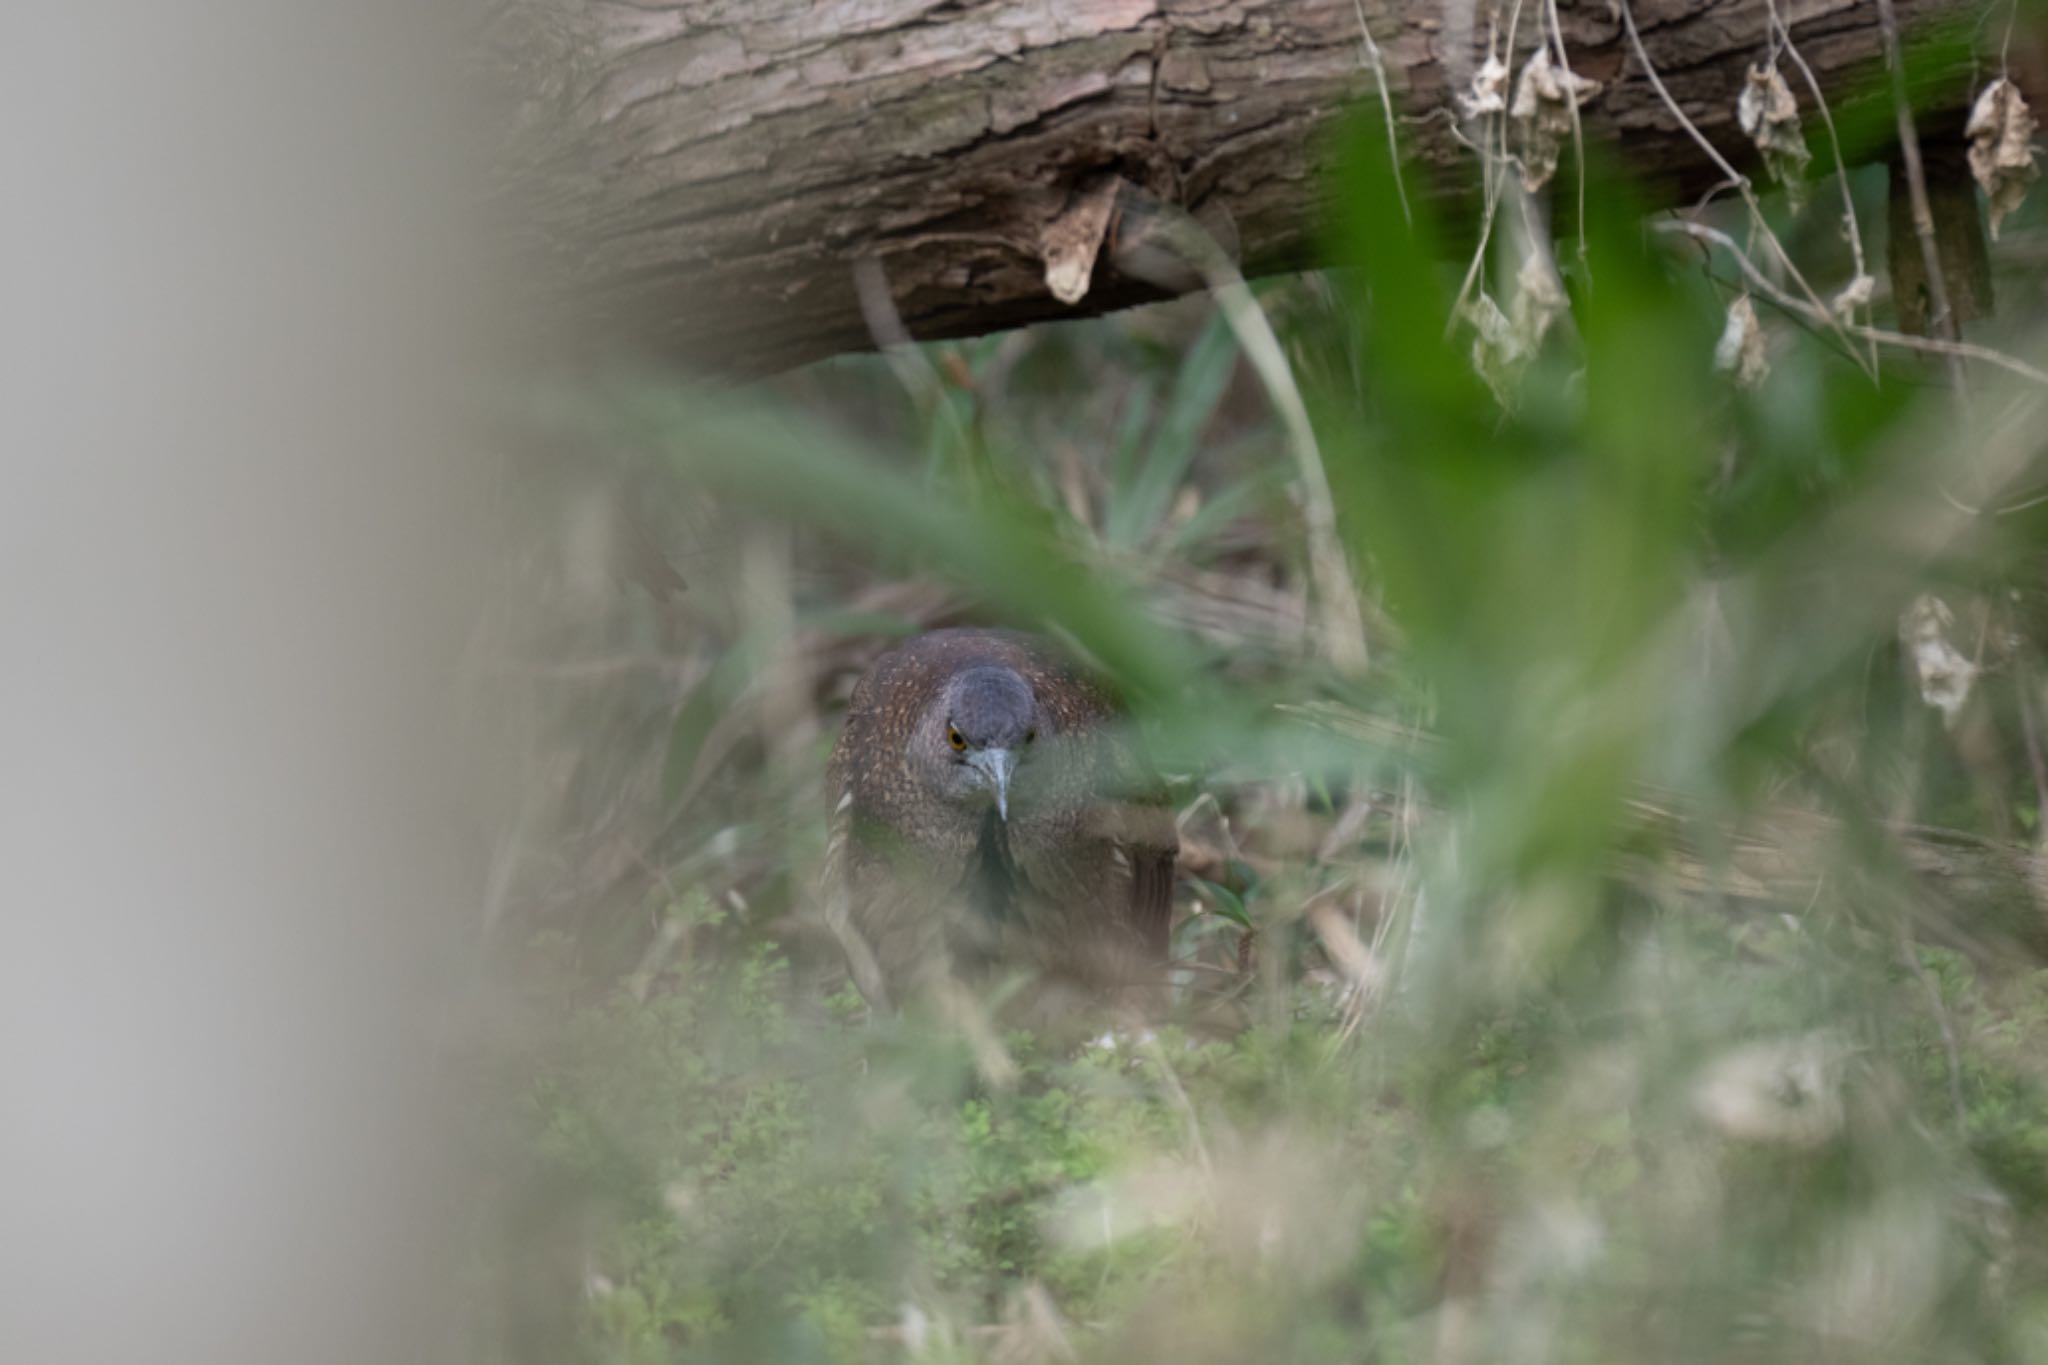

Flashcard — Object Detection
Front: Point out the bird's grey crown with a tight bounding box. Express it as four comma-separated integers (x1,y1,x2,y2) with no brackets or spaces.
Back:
945,665,1037,749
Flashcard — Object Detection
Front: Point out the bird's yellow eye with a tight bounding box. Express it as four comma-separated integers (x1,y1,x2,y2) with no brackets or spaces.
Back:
948,725,967,752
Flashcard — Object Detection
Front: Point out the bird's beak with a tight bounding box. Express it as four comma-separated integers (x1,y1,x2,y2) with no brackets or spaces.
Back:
969,748,1015,821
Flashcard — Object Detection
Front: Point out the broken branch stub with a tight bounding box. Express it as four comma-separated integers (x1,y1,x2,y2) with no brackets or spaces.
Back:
1039,177,1125,306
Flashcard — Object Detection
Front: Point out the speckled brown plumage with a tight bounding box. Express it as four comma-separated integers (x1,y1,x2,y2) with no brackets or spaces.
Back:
823,628,1177,1013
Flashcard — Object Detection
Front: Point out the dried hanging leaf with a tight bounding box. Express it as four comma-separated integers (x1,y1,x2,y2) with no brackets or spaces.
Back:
1460,51,1511,119
1511,47,1600,193
1463,245,1571,402
1713,294,1768,388
1463,291,1519,402
1830,272,1875,318
1695,1032,1846,1147
1736,63,1812,211
1966,77,2039,240
1899,593,1978,726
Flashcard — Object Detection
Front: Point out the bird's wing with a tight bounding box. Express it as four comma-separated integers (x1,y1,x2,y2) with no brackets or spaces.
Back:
1119,802,1179,964
1089,714,1179,965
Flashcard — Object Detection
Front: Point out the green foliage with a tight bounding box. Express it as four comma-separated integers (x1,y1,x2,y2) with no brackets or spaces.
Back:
505,930,2048,1362
483,77,2048,1365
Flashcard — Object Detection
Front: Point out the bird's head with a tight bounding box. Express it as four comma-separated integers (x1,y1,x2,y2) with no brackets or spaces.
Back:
917,664,1042,820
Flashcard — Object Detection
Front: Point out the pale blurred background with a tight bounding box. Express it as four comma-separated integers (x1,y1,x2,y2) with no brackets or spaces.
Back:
2,8,485,1361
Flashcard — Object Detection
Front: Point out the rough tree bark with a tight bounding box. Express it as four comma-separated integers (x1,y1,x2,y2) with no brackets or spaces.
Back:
487,0,1988,375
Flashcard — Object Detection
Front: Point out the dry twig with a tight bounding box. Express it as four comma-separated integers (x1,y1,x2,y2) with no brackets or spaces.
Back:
1874,0,1972,402
1765,0,1879,370
1659,219,2048,388
1352,0,1413,226
1616,0,1874,379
